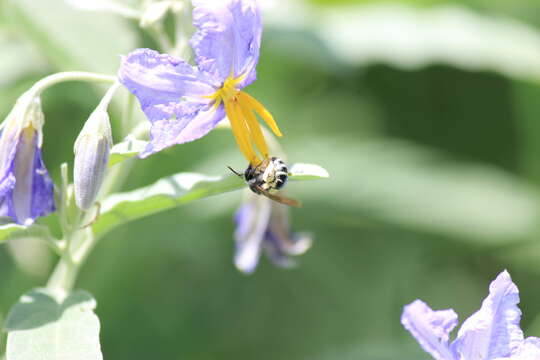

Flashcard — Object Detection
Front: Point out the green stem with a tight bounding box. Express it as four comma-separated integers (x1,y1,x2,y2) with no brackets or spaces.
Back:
45,86,135,297
45,255,78,300
28,71,117,97
121,93,136,137
45,212,97,298
43,1,192,298
96,81,121,111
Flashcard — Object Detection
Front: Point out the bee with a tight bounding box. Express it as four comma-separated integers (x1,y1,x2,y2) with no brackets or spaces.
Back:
228,157,302,207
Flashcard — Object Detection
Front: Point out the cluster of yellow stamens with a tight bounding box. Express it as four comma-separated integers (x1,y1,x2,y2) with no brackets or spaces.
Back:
207,75,282,165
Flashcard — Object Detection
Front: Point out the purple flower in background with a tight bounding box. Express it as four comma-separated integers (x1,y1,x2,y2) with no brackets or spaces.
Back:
0,96,55,225
401,270,540,360
234,194,312,274
119,0,282,164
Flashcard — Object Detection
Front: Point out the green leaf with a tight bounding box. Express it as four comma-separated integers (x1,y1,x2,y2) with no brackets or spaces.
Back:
289,163,329,180
93,163,329,238
0,224,56,245
108,138,147,167
5,289,102,360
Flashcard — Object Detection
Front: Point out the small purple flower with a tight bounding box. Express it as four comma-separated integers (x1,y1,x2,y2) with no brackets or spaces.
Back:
234,194,312,274
119,0,282,164
0,95,55,225
401,270,540,360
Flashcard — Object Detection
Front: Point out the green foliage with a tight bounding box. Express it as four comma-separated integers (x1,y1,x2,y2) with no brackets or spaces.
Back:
0,224,55,246
93,163,329,238
3,0,540,359
108,138,148,167
4,289,102,360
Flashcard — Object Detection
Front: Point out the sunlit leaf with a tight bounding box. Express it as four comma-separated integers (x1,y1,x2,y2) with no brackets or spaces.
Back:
93,163,329,238
0,223,56,245
289,163,329,180
108,138,147,167
5,289,102,360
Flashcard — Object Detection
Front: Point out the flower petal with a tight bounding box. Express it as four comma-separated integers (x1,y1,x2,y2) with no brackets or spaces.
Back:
140,102,225,158
263,231,312,268
191,0,261,88
29,144,55,221
262,202,312,267
401,300,458,360
233,195,271,274
0,119,20,189
0,174,15,218
504,338,540,360
451,270,524,360
118,48,216,122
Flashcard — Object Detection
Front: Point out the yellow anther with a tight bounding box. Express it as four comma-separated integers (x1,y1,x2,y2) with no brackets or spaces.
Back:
225,101,259,164
238,99,268,158
239,92,282,137
21,126,35,142
206,74,283,165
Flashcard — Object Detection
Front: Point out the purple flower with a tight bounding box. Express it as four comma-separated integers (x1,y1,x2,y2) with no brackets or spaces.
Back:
118,0,282,164
401,270,540,360
0,96,55,225
234,194,312,274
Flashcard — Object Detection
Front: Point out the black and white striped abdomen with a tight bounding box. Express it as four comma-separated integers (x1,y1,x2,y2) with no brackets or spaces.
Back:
270,157,288,190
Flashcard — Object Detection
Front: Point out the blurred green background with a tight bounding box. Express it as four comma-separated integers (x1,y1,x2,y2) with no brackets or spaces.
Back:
3,0,540,359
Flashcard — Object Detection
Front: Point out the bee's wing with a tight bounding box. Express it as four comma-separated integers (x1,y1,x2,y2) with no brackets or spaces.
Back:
255,186,302,207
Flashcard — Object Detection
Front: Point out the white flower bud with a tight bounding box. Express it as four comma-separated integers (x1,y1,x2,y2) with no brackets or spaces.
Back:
73,109,112,210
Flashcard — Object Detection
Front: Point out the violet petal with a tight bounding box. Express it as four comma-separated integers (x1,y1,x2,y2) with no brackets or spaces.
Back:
191,0,261,88
451,270,524,360
401,300,458,360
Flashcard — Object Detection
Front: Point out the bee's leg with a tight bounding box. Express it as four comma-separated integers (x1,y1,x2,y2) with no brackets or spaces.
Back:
80,202,101,229
227,166,243,177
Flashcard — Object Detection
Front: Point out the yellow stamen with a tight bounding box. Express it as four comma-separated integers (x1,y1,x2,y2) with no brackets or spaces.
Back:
239,92,283,137
225,101,259,164
233,102,261,164
239,103,268,158
205,74,283,165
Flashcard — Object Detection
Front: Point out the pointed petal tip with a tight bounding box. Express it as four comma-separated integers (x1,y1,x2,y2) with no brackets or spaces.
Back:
452,270,523,360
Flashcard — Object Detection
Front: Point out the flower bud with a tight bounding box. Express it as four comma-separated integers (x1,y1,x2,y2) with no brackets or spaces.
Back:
73,109,112,210
0,94,55,225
